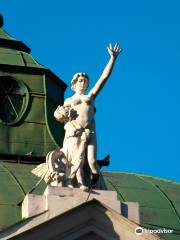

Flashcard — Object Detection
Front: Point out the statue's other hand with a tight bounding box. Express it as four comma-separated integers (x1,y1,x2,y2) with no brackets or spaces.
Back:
54,106,70,122
107,43,121,58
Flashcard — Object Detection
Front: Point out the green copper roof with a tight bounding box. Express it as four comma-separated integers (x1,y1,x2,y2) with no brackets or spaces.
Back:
0,15,66,93
0,27,31,54
103,172,180,240
0,162,179,239
0,28,16,40
0,47,45,68
0,162,46,231
0,16,47,69
0,27,45,68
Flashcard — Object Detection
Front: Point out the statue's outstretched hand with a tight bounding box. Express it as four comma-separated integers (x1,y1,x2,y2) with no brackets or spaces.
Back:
107,43,121,58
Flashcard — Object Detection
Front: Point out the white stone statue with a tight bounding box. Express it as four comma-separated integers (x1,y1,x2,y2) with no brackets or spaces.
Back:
32,43,121,190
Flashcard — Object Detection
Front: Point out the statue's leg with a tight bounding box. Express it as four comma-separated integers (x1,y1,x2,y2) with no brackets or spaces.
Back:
70,138,86,186
76,167,88,190
62,137,76,188
76,167,84,185
87,133,99,174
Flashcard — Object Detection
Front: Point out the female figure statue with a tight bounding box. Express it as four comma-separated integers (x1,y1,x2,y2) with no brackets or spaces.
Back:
54,43,121,190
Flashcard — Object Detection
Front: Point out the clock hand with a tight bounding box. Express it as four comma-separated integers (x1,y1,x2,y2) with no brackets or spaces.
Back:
7,96,18,117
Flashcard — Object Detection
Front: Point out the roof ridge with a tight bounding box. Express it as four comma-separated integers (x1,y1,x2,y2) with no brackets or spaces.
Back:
0,162,26,196
103,177,125,201
136,175,180,226
103,171,180,185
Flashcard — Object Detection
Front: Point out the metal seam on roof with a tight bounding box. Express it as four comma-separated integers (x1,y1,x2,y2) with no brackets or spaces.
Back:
103,173,125,201
0,204,19,207
0,163,26,196
20,52,27,66
0,51,21,56
104,171,180,185
136,175,180,225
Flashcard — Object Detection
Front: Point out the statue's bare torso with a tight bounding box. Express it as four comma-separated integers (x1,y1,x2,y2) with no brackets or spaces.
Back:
66,94,95,129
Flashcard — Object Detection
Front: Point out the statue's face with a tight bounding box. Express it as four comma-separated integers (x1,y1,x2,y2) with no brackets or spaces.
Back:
75,76,89,93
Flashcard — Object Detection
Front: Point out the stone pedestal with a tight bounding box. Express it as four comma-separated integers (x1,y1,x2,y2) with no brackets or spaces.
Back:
22,186,140,224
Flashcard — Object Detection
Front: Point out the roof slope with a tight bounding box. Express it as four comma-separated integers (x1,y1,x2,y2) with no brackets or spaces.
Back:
0,28,45,68
0,25,66,90
0,162,45,230
103,172,180,240
0,162,179,240
0,28,16,40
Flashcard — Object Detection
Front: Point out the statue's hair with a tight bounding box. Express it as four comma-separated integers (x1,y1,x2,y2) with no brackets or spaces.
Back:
71,72,89,91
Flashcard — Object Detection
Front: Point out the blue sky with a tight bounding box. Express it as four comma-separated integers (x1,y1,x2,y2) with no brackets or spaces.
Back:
1,0,180,182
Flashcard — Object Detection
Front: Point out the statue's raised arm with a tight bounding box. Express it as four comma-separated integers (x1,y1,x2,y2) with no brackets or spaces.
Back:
88,43,121,98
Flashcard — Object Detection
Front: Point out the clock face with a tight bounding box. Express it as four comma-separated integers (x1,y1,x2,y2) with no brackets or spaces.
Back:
0,77,29,125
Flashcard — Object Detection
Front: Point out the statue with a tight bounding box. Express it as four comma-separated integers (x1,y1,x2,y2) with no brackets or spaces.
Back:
32,43,121,190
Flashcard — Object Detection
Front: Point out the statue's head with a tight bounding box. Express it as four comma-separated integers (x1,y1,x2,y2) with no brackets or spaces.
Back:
71,72,89,93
